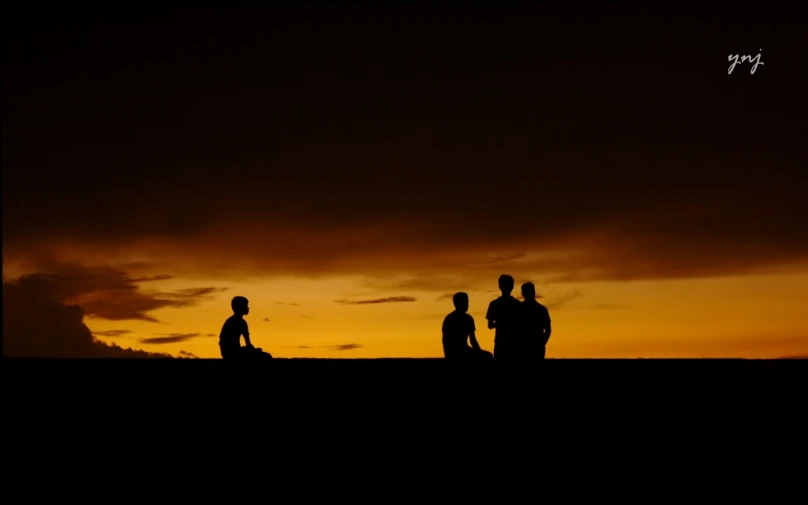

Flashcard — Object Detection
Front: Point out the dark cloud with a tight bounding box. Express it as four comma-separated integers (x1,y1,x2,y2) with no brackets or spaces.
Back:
332,343,362,351
335,296,417,305
130,274,174,282
3,4,806,284
2,276,182,358
140,333,202,344
543,290,582,310
588,303,629,310
487,253,527,264
206,333,217,336
163,287,226,298
297,343,363,351
300,315,315,319
276,302,299,306
93,329,133,337
262,318,271,322
178,350,199,359
0,264,227,322
370,277,472,293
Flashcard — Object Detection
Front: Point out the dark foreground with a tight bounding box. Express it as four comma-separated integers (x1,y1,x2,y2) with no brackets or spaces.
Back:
5,358,804,443
6,357,805,398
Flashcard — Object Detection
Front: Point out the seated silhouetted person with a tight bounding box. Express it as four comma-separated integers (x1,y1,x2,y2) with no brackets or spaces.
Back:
520,282,552,359
442,292,493,361
219,296,273,361
486,274,523,360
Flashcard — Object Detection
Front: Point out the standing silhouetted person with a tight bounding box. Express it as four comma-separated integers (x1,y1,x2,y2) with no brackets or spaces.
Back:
219,296,273,361
442,292,493,361
519,282,552,359
486,274,523,361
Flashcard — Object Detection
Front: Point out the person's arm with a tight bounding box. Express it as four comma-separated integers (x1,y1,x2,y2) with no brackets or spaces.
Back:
486,303,496,329
469,330,482,350
543,310,552,344
242,321,254,348
468,316,481,350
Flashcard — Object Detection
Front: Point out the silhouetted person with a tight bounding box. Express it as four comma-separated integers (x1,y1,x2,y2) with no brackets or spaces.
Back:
486,274,523,360
519,282,552,359
442,292,493,361
219,296,273,361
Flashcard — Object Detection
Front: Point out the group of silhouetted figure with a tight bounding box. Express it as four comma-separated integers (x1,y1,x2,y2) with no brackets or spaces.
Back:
217,274,551,362
442,274,551,362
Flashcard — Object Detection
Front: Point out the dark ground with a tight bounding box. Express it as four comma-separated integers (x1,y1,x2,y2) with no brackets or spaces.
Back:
6,358,805,400
4,357,800,492
4,358,804,453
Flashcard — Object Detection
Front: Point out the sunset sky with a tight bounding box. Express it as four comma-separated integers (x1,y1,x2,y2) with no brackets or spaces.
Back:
3,3,806,358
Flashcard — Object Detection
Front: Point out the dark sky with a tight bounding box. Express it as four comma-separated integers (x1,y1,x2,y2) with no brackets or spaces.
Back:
3,2,807,282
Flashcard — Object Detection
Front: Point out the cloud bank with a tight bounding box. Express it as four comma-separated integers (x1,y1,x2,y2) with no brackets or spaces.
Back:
3,274,177,358
297,343,363,351
1,265,223,357
335,296,417,305
3,5,805,289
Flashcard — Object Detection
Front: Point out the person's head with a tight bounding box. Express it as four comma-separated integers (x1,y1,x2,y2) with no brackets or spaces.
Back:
452,292,469,313
498,274,514,295
521,282,536,301
231,296,250,316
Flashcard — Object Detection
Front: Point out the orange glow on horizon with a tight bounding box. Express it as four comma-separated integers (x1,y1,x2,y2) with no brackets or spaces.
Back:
79,272,808,359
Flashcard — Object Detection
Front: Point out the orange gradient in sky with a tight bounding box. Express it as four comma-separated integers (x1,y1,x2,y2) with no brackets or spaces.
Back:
83,272,808,359
4,3,806,361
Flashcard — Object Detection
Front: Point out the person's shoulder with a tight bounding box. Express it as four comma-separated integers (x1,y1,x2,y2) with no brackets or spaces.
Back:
485,298,497,317
464,312,475,322
224,315,247,326
221,315,238,333
445,311,467,328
